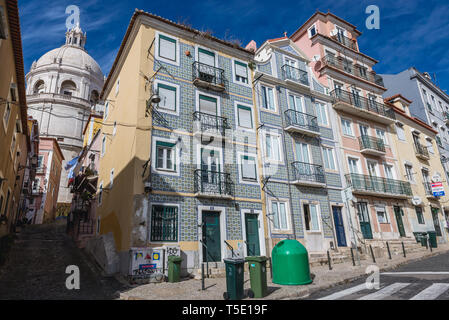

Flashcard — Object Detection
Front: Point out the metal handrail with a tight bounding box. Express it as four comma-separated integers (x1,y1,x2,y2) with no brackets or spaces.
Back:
329,33,358,50
346,173,412,196
330,89,396,120
284,109,319,133
193,111,230,136
281,65,309,86
322,54,380,85
291,162,326,184
358,135,386,152
194,169,233,197
224,240,236,258
192,61,225,86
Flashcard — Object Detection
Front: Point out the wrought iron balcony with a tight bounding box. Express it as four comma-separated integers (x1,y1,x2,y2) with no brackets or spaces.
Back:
414,142,430,160
192,61,226,92
330,33,358,51
346,173,412,198
358,135,386,156
193,111,230,138
281,65,309,86
321,54,382,87
291,162,326,186
330,89,395,124
194,170,233,199
284,109,320,136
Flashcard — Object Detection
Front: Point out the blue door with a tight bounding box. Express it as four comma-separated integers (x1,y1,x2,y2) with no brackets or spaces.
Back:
333,206,347,247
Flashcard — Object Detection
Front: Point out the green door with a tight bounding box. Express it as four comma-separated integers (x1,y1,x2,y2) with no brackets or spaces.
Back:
245,214,260,257
357,202,373,239
202,211,221,262
431,207,442,237
394,206,406,237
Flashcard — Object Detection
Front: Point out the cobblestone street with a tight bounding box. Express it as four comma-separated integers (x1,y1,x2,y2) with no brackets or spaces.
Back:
0,220,126,300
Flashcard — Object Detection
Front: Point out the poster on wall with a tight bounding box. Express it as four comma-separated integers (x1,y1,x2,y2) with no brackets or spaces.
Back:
128,246,181,280
432,182,445,197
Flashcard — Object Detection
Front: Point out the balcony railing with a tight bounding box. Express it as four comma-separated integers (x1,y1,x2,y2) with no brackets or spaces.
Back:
414,142,430,159
193,111,230,136
359,136,386,153
291,162,326,185
194,170,233,198
330,89,396,120
281,65,309,86
423,182,433,196
321,54,382,86
192,61,225,90
330,33,358,51
284,110,320,134
346,173,412,197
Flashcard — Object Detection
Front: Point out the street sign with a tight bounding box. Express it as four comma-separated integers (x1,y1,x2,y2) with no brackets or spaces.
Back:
431,182,445,197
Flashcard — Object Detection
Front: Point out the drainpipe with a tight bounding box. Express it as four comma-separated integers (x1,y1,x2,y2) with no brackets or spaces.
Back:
276,86,297,240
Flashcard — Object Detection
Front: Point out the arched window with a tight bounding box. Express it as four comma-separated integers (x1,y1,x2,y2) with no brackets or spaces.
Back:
60,80,77,96
33,80,45,94
90,90,99,104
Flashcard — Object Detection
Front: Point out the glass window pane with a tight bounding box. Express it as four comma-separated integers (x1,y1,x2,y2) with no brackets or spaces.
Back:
310,205,319,231
158,85,176,111
272,202,279,229
279,203,287,229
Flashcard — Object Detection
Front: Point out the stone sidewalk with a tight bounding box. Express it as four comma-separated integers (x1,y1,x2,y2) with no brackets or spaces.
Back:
119,243,449,300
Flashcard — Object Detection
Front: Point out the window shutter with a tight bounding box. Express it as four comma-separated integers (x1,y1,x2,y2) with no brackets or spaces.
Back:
158,84,176,111
235,61,248,78
198,48,215,66
159,35,176,61
238,105,253,128
199,95,217,115
241,156,256,180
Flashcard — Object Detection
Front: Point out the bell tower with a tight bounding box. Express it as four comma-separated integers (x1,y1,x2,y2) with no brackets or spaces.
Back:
65,23,86,49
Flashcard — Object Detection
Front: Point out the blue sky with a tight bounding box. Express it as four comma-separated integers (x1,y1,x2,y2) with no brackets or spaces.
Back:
19,0,449,92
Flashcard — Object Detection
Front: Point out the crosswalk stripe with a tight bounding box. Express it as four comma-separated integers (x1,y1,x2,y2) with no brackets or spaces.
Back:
318,283,369,300
358,283,411,300
409,283,449,300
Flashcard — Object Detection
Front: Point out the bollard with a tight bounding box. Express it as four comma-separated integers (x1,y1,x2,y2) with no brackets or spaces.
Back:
402,242,406,258
201,263,205,291
369,245,376,263
350,248,356,266
429,236,433,252
386,242,392,260
269,257,273,279
327,250,332,270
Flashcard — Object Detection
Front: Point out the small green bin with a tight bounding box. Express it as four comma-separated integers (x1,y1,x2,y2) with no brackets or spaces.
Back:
223,258,245,300
428,231,438,248
168,256,183,283
245,256,268,298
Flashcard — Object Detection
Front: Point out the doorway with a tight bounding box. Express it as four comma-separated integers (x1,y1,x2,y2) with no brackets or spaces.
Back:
202,211,222,262
357,202,373,239
245,214,260,256
333,206,347,247
394,206,406,237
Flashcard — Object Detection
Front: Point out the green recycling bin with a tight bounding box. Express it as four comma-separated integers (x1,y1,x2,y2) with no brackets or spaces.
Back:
168,256,183,283
272,239,312,286
428,231,438,248
245,256,268,298
223,258,245,300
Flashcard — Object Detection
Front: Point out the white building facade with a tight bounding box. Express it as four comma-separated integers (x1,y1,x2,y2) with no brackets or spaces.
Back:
25,25,104,205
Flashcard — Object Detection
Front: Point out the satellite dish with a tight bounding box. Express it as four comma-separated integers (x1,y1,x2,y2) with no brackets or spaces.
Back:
432,174,442,183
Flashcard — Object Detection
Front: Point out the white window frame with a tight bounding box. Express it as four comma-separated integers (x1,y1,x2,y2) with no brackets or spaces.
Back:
302,201,322,233
259,83,277,113
405,163,415,183
103,102,109,121
2,101,11,133
112,121,117,136
115,77,120,96
98,182,103,206
269,198,291,232
308,24,317,38
232,58,251,87
375,127,388,145
347,156,361,174
237,152,259,185
234,101,255,131
101,134,106,157
426,137,435,154
286,90,305,113
110,169,114,188
149,202,181,244
155,31,180,67
152,137,180,176
315,101,329,126
195,90,221,116
322,146,336,171
154,79,180,116
263,130,283,164
341,117,354,137
383,163,396,180
376,206,389,224
396,122,406,141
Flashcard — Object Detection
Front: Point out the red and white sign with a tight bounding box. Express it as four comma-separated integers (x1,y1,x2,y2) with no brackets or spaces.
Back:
431,182,445,197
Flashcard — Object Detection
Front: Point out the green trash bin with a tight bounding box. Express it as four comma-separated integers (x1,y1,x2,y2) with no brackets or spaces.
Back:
272,239,312,286
428,231,438,248
245,256,268,298
413,232,422,243
223,258,245,300
168,256,183,283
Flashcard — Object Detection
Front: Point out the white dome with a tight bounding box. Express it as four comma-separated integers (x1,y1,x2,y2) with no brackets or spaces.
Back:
35,45,103,78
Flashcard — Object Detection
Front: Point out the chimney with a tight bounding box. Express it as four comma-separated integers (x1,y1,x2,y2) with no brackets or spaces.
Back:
245,40,257,53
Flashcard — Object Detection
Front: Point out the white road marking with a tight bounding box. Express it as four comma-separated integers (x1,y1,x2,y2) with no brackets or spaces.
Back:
410,283,449,300
381,272,449,275
358,283,411,300
318,283,370,300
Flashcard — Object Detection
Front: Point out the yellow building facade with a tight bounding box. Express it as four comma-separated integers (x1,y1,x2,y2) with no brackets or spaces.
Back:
0,0,29,237
388,95,449,243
